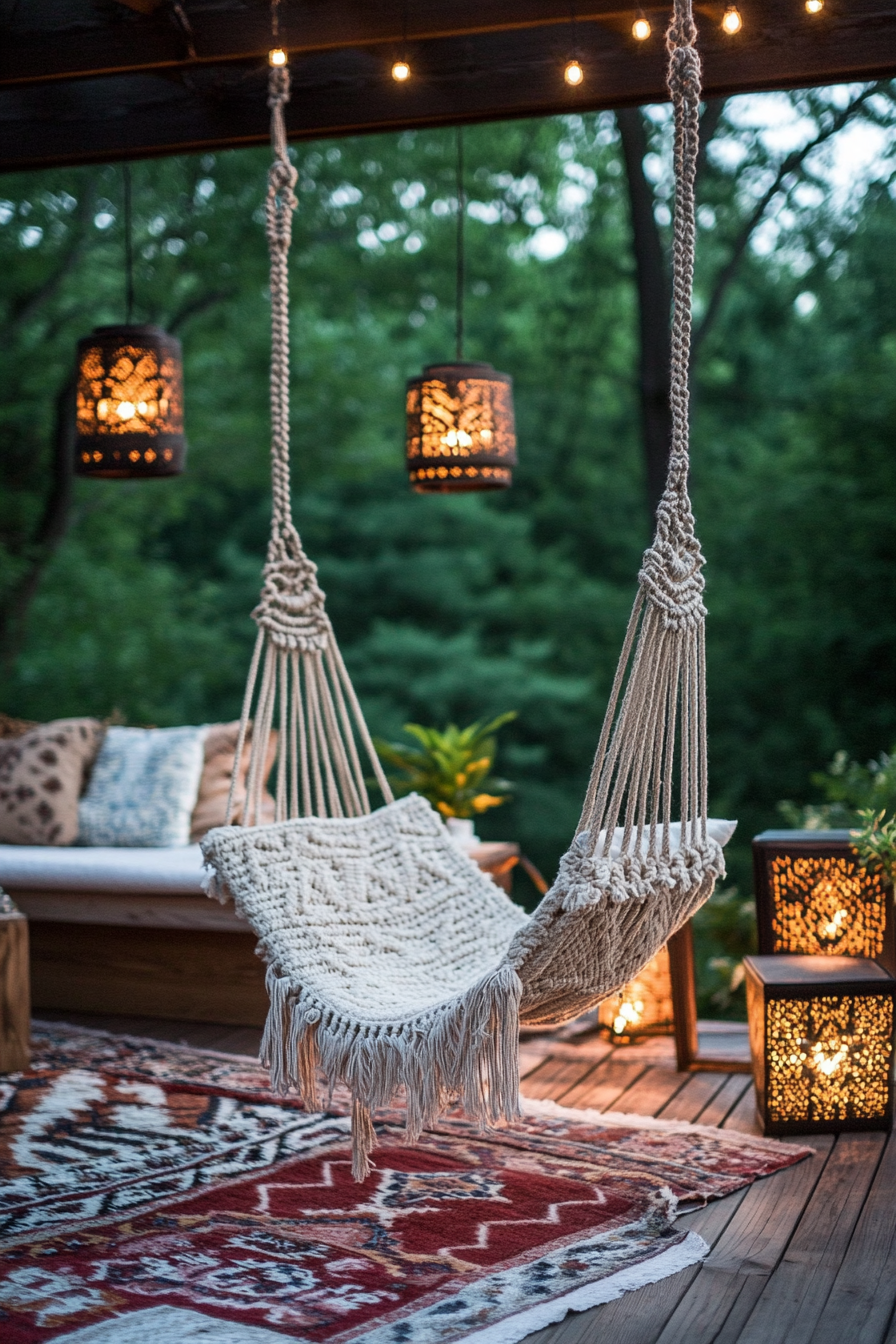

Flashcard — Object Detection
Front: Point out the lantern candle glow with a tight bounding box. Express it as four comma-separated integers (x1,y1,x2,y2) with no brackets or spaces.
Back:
405,362,517,492
745,954,895,1134
75,324,186,478
753,830,896,975
599,945,675,1040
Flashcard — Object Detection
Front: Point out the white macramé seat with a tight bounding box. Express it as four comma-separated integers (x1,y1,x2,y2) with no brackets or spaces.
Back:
202,0,728,1177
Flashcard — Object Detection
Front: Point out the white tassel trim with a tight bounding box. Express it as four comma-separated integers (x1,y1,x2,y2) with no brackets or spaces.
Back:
258,960,523,1180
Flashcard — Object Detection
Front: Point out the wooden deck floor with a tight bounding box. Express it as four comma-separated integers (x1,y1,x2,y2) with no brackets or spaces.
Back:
34,1010,896,1344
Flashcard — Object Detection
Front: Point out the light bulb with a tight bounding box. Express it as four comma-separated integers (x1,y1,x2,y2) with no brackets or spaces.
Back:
805,0,823,10
391,59,411,81
632,16,651,39
268,47,287,66
721,5,742,32
564,59,584,86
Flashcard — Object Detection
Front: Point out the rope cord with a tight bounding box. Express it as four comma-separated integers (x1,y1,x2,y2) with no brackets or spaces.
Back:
455,126,465,361
576,0,707,860
224,64,394,824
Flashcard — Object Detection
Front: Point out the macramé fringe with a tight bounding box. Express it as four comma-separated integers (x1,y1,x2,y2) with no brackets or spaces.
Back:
257,960,523,1179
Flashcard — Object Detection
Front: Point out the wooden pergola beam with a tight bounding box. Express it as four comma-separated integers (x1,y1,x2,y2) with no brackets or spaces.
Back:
1,0,894,172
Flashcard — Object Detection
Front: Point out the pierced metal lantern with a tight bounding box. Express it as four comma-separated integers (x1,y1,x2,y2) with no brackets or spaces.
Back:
598,946,675,1041
753,830,896,976
75,324,186,478
405,361,517,493
745,954,895,1134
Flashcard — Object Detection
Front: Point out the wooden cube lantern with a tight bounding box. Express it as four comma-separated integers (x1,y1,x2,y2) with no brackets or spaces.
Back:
599,946,675,1040
753,830,896,975
745,954,895,1134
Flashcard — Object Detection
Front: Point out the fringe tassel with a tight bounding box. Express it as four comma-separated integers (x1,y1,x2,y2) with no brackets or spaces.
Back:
352,1100,377,1181
251,962,523,1181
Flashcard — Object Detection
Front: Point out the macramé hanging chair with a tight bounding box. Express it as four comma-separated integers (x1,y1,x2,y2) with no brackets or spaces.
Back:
201,0,735,1180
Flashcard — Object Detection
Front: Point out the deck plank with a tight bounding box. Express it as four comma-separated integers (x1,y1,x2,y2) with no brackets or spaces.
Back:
657,1070,730,1121
559,1057,650,1111
733,1131,887,1344
694,1074,752,1127
608,1064,690,1117
653,1136,833,1344
519,1056,596,1101
809,1132,896,1344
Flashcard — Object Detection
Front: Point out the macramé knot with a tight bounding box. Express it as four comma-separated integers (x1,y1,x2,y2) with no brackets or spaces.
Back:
268,65,291,109
252,528,332,652
667,44,701,102
638,528,706,631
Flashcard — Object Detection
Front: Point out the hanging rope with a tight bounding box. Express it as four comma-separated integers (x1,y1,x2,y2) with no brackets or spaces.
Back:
542,0,710,916
226,64,393,827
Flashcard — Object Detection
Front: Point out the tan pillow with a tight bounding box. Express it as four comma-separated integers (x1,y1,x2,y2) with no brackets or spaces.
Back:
0,718,105,845
189,722,278,842
0,712,40,740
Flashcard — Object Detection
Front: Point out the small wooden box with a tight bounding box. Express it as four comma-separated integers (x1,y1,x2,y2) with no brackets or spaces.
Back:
752,830,896,975
0,908,30,1073
745,954,895,1135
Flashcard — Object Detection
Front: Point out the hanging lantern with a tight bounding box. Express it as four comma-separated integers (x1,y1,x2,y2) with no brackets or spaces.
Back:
75,324,186,478
745,953,895,1134
753,830,896,975
598,945,675,1040
405,361,517,492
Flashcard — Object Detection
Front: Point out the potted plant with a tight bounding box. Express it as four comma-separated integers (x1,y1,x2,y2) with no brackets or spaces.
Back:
374,713,515,848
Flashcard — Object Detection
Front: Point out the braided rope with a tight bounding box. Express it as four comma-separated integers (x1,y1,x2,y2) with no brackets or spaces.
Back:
572,0,708,867
224,65,394,826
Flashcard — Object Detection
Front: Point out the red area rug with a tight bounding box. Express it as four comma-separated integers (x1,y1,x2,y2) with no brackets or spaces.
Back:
0,1023,808,1344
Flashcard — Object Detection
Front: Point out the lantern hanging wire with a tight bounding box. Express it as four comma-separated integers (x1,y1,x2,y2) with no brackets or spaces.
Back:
405,127,518,493
74,162,187,479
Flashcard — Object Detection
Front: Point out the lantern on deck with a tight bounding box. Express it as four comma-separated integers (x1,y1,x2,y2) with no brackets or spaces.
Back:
753,830,896,975
405,362,517,493
75,324,186,479
745,954,895,1134
598,945,675,1041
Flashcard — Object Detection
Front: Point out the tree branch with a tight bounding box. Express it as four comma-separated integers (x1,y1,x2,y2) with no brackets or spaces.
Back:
10,181,99,335
691,84,885,363
617,106,672,518
0,374,76,673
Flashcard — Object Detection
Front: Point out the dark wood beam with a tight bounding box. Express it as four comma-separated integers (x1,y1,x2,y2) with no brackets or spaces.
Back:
0,0,894,171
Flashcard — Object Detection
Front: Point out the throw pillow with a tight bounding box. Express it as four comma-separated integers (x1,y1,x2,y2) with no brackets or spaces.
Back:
78,725,208,847
0,712,40,740
189,722,278,843
0,718,105,845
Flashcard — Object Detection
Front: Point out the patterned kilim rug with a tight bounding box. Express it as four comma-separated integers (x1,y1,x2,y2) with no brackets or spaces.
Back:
0,1023,809,1344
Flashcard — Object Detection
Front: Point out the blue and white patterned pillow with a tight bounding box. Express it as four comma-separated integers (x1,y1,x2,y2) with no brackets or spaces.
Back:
78,725,208,847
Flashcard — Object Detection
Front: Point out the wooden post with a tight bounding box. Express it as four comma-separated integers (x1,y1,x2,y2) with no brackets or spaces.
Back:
0,905,30,1073
669,921,699,1070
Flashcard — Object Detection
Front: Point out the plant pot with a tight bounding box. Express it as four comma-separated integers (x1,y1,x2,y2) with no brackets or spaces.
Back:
445,817,480,850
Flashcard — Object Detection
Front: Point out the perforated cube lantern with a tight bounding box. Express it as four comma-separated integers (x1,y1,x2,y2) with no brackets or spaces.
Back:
405,361,517,492
598,946,675,1040
745,954,895,1134
75,324,186,478
753,830,896,975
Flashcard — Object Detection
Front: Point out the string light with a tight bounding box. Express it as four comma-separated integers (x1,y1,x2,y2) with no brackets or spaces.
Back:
632,14,652,39
721,5,743,32
805,0,823,11
391,59,411,81
564,59,584,85
268,47,287,66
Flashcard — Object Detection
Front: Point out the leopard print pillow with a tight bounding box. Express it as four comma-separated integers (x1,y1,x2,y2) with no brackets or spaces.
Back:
0,718,105,845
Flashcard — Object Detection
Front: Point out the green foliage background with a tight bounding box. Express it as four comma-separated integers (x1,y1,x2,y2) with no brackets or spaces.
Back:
1,101,895,1014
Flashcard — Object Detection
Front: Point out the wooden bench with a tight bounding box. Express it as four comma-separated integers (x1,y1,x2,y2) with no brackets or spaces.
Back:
1,841,522,1027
